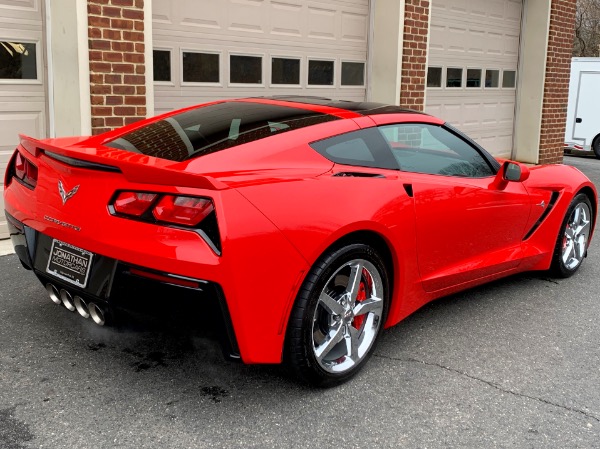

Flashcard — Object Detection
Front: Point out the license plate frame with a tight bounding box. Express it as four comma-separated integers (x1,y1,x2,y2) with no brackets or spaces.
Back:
46,239,94,288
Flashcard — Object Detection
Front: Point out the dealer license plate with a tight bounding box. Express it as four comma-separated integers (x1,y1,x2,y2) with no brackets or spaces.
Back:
46,240,94,288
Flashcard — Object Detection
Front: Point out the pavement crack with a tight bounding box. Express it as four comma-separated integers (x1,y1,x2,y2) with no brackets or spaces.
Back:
374,353,600,423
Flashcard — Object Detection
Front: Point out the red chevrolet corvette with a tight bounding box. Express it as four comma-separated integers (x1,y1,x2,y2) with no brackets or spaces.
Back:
3,97,597,386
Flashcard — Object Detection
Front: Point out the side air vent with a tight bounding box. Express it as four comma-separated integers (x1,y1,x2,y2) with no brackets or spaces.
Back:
333,172,385,178
523,191,560,240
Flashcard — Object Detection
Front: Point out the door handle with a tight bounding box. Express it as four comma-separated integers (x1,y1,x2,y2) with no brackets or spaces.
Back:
576,118,582,123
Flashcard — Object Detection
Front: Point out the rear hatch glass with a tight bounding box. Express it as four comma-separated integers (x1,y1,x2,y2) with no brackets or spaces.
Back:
104,101,337,162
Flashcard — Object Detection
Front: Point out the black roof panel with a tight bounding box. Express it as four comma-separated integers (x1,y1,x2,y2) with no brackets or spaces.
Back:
259,96,426,116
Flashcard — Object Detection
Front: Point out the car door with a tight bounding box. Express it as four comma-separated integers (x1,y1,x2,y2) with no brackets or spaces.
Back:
377,122,532,292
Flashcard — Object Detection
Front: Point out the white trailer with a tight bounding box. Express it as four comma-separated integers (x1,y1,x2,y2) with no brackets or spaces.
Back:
564,57,600,159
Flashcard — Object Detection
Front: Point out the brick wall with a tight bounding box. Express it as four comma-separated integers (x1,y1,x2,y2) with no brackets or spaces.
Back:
538,0,577,164
399,0,430,111
88,0,146,135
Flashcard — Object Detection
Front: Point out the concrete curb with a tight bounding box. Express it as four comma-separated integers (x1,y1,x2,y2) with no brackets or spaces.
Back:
0,239,15,256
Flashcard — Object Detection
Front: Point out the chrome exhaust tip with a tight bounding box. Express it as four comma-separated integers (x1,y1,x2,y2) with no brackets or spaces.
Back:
59,289,76,312
45,283,61,305
74,296,90,319
88,302,106,326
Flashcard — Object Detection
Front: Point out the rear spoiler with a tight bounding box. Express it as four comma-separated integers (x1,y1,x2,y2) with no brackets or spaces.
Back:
18,135,228,191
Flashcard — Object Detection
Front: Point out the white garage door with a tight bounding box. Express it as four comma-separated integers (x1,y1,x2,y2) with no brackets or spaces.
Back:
152,0,370,114
425,0,522,157
0,0,47,239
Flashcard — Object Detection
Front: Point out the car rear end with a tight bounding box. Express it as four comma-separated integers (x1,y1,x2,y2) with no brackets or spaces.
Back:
4,135,245,353
2,99,355,364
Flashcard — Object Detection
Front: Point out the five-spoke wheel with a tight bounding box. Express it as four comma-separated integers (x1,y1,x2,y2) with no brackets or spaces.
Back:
551,193,593,277
286,243,389,386
312,259,384,374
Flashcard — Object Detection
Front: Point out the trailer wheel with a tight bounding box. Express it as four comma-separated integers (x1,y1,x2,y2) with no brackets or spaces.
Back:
593,135,600,159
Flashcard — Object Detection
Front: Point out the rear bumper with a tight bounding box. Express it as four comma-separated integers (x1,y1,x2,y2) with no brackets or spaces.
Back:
5,170,311,364
6,211,241,361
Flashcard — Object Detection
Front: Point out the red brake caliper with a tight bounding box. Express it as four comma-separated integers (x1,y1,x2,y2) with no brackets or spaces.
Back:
352,275,368,330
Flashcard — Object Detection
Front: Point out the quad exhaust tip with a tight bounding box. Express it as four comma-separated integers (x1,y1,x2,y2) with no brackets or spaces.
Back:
74,295,90,319
45,283,61,305
88,302,106,326
60,289,76,312
45,283,105,326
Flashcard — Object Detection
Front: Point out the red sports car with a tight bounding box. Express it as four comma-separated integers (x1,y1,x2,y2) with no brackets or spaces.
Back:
3,97,597,386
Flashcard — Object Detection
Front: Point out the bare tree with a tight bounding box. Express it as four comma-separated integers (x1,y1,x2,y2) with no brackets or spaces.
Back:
574,0,600,57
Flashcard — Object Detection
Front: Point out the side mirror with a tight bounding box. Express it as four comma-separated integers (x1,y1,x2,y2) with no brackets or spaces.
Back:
490,161,530,189
503,161,530,182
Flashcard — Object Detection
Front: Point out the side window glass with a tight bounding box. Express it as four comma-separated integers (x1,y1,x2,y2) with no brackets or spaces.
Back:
310,128,398,169
326,138,374,162
378,123,494,178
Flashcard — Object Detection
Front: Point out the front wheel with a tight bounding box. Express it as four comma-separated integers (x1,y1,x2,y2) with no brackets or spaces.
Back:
285,243,389,387
550,193,593,278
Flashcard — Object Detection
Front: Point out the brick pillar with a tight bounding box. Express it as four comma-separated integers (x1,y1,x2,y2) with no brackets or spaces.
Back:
87,0,146,135
399,0,430,111
538,0,577,164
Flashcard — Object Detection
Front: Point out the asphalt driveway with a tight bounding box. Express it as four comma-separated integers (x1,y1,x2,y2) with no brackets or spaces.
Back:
1,155,599,449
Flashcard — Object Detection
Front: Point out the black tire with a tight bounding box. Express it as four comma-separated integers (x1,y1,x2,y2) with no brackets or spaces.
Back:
549,193,593,278
593,136,600,159
285,243,390,387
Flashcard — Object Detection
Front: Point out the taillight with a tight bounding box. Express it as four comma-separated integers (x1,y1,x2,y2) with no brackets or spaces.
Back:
9,150,38,189
113,192,157,216
152,195,214,226
109,191,220,253
110,191,215,227
14,151,26,179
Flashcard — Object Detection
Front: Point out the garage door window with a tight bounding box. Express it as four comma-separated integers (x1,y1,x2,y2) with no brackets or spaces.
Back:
271,57,300,85
446,68,462,88
427,67,442,88
341,62,365,86
466,69,481,88
153,50,171,82
0,41,37,80
230,55,262,84
183,51,219,83
308,60,334,86
502,70,516,88
485,69,500,88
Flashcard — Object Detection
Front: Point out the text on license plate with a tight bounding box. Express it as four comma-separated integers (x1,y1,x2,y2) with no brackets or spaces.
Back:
46,240,94,288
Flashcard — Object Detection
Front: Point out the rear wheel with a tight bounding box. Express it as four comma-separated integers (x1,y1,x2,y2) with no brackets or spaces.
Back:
550,193,593,278
285,243,389,387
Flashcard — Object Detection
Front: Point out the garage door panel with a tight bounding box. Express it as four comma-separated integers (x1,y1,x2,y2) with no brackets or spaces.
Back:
228,1,265,34
0,0,40,23
341,11,368,42
0,110,44,149
0,0,45,239
153,0,368,113
430,26,519,61
426,0,521,156
307,6,336,40
271,2,302,37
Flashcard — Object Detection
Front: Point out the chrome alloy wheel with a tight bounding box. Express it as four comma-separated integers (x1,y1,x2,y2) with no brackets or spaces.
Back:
311,259,384,373
562,202,591,270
